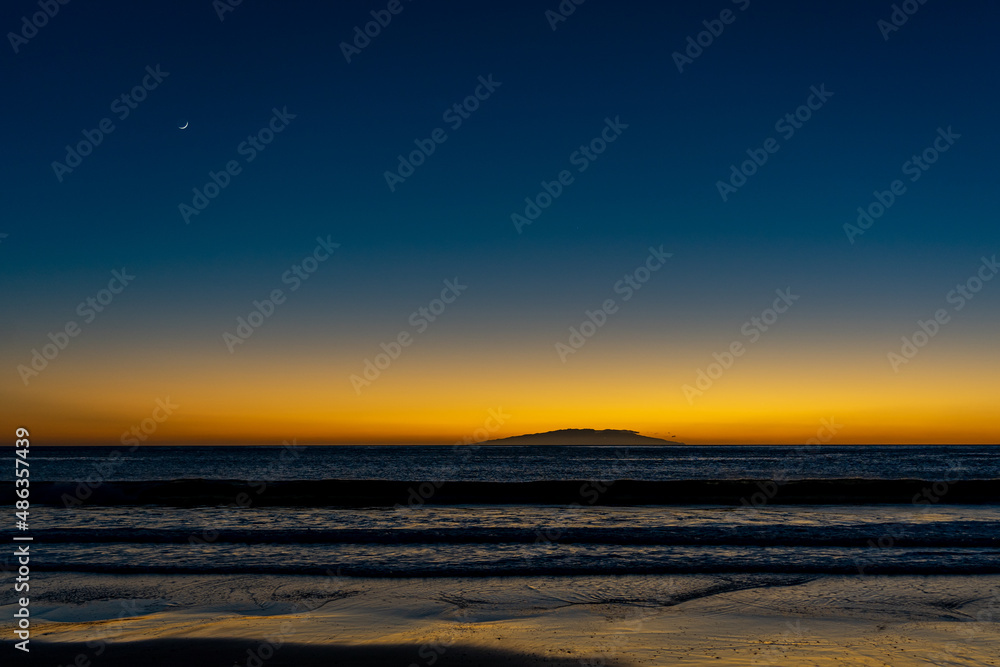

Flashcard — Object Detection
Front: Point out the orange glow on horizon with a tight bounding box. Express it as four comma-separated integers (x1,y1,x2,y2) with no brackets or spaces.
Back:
6,330,998,446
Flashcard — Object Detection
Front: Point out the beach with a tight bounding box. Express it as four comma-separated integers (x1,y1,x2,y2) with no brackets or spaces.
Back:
6,0,999,661
7,445,999,665
5,572,999,666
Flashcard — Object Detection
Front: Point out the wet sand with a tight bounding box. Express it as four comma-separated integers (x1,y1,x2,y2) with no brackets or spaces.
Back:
3,573,998,666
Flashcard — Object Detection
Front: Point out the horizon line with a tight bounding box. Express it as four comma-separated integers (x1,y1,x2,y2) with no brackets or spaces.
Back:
27,441,1000,447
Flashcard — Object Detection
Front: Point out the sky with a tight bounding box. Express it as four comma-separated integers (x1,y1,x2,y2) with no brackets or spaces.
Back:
2,0,999,445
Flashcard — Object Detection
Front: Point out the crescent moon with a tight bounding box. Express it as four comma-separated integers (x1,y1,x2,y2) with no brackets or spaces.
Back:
179,121,189,130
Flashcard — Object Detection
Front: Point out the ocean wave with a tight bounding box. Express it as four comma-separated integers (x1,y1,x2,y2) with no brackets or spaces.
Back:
25,524,1000,547
5,478,999,506
37,564,1000,576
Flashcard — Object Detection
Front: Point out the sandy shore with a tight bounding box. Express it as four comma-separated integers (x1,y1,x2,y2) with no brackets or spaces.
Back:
3,573,998,666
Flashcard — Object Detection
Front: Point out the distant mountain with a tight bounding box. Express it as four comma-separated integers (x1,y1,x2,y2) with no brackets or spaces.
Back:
485,429,683,446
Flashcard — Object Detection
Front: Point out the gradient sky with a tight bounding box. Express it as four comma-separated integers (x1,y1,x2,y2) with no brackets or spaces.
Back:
2,0,999,445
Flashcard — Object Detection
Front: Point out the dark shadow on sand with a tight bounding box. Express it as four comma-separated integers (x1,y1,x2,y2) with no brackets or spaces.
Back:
3,639,633,666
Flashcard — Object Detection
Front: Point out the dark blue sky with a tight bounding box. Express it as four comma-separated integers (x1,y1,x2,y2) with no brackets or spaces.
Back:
3,0,999,443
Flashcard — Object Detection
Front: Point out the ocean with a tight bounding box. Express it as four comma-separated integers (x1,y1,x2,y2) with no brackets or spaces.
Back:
8,445,1000,577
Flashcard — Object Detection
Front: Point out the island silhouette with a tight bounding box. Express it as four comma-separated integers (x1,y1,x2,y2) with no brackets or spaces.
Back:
485,429,683,446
